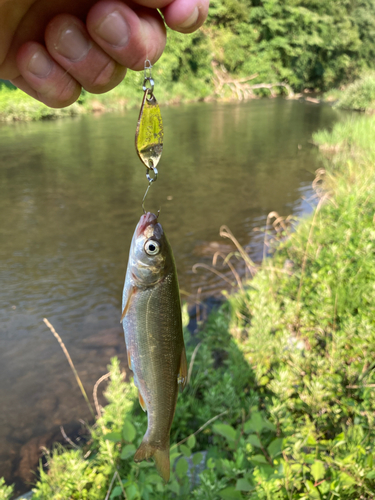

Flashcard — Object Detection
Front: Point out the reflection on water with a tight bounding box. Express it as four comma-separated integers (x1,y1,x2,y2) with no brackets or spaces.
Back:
0,99,343,493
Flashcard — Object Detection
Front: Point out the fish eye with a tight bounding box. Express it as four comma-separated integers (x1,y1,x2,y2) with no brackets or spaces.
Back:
144,240,160,256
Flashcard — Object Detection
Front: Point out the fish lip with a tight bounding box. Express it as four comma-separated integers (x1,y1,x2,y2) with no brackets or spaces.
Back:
136,212,158,237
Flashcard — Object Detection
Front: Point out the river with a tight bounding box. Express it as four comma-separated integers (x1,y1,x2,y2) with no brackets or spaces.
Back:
0,99,343,495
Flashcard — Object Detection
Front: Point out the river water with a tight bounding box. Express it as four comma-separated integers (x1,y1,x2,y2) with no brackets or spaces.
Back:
0,99,343,494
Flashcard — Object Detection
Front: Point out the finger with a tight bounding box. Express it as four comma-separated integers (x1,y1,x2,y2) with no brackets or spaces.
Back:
15,42,81,108
45,14,127,94
86,1,166,71
162,0,209,33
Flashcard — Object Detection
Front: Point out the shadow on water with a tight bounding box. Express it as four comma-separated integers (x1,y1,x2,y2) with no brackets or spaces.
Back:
0,99,345,495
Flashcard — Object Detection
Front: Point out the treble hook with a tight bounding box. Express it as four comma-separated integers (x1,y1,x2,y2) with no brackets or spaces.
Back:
141,166,158,214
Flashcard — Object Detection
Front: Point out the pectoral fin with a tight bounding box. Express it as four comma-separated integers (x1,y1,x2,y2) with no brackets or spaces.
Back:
178,346,188,391
127,350,132,371
138,391,147,412
120,286,136,322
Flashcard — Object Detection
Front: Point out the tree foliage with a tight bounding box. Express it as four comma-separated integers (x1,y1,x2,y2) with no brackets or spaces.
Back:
201,0,375,90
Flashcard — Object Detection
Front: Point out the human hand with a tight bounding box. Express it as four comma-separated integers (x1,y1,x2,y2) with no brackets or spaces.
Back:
0,0,209,108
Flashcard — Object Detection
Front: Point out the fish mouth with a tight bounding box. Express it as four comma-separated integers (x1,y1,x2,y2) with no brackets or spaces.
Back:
137,212,158,237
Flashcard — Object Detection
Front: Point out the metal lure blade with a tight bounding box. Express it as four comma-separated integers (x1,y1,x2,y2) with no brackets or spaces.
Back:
135,91,164,170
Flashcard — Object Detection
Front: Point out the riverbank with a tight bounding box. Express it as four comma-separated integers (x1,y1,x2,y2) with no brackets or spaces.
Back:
1,65,374,123
0,69,296,122
0,67,213,122
2,70,374,123
2,111,375,499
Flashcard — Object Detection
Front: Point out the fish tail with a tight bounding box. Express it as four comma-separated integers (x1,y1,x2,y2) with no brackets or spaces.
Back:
134,440,170,482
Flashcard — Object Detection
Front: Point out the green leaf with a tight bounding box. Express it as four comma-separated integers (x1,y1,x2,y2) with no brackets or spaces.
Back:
262,419,276,431
236,478,252,492
187,434,196,449
244,413,264,433
192,452,203,466
120,444,136,460
110,485,123,499
306,434,317,446
168,480,180,495
207,457,216,469
180,444,191,457
213,423,237,441
305,480,320,498
105,432,122,442
146,474,163,484
219,486,243,499
258,464,274,478
339,472,355,487
268,438,283,458
311,461,325,482
250,454,268,464
122,420,136,442
170,450,180,462
247,434,262,448
126,484,139,500
176,457,189,478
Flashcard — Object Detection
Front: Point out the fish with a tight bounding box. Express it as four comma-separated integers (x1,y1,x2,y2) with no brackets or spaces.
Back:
121,212,187,482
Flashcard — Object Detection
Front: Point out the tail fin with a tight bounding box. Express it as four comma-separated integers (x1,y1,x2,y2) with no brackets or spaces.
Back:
134,440,170,482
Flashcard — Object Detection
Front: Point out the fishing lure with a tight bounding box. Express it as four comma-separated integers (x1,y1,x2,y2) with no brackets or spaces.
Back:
135,60,164,211
121,62,187,482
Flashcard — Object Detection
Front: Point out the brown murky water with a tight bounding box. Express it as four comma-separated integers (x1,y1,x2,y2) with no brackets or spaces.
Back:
0,99,344,495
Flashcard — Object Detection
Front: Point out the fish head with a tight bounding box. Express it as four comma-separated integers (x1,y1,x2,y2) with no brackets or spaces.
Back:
129,212,171,286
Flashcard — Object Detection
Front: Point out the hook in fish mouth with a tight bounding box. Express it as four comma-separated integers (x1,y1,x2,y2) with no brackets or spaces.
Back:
136,212,158,237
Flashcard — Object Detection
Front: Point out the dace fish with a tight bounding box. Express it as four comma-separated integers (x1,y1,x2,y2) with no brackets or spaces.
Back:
121,212,187,482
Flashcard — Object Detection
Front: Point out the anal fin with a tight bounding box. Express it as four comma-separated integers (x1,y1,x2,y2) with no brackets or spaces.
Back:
178,346,188,391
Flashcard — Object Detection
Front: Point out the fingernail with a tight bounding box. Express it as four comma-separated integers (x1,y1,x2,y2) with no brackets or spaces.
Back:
55,24,91,61
28,49,53,78
178,7,199,29
95,11,130,47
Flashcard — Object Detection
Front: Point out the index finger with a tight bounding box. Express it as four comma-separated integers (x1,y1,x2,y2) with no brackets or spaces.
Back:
132,0,210,33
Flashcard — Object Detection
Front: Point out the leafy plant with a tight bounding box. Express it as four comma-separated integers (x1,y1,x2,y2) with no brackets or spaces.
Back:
333,72,375,111
0,479,13,500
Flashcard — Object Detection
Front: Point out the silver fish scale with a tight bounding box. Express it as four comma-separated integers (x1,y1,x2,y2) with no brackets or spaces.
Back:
123,270,184,449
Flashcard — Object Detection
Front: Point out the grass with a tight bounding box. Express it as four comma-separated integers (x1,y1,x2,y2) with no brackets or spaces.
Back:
312,113,375,153
2,113,375,499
